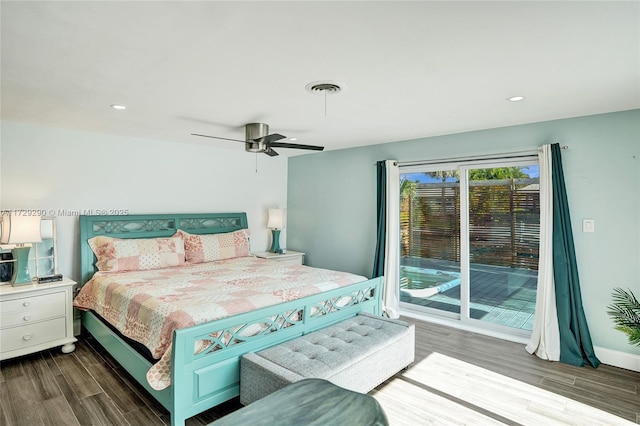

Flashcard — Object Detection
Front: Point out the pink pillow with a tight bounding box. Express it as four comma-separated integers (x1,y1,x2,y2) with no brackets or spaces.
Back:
88,235,185,272
176,229,250,263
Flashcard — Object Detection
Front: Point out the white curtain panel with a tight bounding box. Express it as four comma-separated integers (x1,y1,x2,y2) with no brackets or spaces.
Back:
525,144,561,360
383,160,401,319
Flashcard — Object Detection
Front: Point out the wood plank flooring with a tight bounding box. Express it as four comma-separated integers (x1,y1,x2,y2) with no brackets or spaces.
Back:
1,317,638,425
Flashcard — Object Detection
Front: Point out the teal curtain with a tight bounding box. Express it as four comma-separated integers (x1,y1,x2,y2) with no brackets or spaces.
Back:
372,161,386,278
551,143,600,368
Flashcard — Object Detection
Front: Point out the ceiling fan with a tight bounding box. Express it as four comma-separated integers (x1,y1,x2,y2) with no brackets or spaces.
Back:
191,123,324,156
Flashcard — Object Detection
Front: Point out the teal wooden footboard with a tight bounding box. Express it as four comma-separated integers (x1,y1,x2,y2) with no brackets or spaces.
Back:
171,277,381,425
78,213,383,426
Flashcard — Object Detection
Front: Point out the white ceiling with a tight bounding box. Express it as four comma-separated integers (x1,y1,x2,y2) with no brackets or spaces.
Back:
2,1,639,156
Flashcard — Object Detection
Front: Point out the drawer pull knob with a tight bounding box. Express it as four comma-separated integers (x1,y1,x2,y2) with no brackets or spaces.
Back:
23,315,31,321
23,301,31,307
23,334,32,341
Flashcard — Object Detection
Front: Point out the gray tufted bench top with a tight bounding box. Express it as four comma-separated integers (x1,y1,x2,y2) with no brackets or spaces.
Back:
240,312,414,405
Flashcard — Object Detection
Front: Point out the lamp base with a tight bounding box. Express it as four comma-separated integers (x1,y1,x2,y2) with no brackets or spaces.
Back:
10,246,33,286
269,229,281,253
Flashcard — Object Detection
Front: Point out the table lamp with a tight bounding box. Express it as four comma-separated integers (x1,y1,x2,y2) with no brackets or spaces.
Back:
267,208,286,253
1,213,42,285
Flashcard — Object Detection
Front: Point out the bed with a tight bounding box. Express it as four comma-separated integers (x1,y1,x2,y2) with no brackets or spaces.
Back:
76,213,383,426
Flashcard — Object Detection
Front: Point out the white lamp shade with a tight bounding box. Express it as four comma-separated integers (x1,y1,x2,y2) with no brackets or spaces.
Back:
1,213,42,244
267,208,286,229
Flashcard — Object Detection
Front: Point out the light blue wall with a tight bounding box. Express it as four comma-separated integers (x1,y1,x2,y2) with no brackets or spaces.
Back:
288,109,640,355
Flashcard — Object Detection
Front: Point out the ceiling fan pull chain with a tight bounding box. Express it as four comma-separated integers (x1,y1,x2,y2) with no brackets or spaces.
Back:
255,153,258,173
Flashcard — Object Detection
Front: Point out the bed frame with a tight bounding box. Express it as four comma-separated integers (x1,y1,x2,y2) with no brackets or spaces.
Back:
78,213,382,426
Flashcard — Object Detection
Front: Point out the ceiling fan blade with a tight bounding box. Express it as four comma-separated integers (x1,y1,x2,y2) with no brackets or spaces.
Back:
253,133,286,144
191,133,247,143
264,148,279,156
269,142,325,151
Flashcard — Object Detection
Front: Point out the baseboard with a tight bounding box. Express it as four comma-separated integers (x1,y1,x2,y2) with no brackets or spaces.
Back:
594,346,640,372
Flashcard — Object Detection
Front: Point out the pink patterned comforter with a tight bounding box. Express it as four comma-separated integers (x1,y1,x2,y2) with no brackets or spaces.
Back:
73,256,366,390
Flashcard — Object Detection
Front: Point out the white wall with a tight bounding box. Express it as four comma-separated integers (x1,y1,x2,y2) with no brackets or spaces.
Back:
0,121,288,281
288,110,640,359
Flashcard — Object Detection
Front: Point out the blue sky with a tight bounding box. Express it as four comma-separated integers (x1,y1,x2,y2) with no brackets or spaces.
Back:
521,166,539,178
402,165,539,183
402,173,458,183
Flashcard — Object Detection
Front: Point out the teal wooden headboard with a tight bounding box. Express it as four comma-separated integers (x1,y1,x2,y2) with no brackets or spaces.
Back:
79,212,248,285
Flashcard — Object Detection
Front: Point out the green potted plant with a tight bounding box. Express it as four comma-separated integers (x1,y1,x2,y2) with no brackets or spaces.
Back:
607,287,640,347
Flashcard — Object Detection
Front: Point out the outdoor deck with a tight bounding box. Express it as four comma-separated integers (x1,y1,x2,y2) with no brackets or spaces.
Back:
400,257,538,331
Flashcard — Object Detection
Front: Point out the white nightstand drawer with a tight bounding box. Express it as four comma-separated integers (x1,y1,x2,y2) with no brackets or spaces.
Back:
253,251,305,265
0,291,66,315
1,301,66,328
0,317,67,353
274,257,304,266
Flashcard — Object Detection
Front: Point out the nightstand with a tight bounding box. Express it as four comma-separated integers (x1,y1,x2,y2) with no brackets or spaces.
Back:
0,277,77,360
254,250,305,266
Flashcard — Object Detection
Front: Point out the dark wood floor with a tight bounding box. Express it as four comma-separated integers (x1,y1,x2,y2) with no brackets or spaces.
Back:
1,317,638,425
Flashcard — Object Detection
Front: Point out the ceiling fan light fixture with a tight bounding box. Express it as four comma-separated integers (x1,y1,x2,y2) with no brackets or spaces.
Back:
305,80,344,95
245,142,265,153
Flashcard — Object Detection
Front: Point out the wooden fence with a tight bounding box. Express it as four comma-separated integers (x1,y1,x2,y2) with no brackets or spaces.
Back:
401,178,540,271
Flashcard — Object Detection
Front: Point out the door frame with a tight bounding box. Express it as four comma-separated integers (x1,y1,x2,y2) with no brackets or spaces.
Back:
399,156,539,340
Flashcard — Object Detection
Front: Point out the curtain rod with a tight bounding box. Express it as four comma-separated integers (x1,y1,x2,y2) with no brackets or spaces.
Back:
398,150,537,167
374,145,568,167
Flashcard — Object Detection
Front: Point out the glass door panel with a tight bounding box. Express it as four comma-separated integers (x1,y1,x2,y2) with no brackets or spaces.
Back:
400,169,461,316
466,166,540,331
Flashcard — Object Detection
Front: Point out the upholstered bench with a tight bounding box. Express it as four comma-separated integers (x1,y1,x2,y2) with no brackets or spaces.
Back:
240,312,414,405
211,378,388,426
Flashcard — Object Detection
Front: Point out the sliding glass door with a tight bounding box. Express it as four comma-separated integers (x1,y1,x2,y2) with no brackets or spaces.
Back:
400,158,540,336
400,167,461,317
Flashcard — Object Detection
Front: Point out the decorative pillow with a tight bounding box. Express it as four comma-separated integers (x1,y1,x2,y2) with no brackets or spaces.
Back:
88,235,186,272
176,229,250,264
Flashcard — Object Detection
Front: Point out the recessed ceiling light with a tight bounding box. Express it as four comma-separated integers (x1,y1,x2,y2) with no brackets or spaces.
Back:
289,137,298,141
110,104,126,110
507,96,525,102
